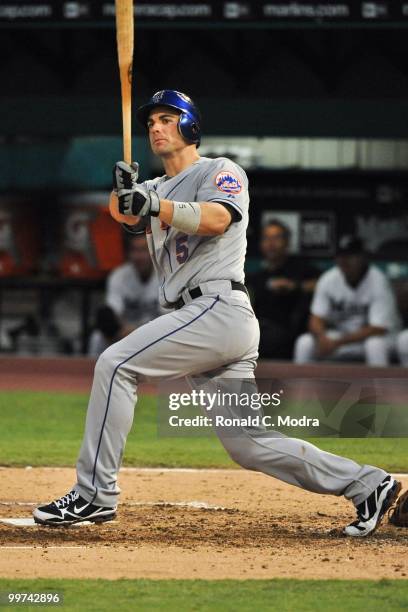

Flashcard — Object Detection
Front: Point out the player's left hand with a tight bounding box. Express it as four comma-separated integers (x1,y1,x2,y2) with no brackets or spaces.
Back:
118,183,161,218
113,161,139,192
114,161,160,217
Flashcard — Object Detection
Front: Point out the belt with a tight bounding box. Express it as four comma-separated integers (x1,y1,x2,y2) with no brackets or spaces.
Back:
172,281,248,310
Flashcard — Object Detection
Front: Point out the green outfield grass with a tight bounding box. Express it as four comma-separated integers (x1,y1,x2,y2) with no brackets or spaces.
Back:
0,579,407,612
0,391,407,471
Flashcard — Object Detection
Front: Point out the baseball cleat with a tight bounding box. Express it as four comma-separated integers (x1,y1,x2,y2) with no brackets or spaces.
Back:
33,490,116,526
343,475,402,537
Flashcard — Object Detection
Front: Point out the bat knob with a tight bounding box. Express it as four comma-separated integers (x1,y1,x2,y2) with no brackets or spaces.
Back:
109,191,140,225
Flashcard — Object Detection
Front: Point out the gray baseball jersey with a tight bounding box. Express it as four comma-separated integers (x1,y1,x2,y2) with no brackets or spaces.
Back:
143,156,248,306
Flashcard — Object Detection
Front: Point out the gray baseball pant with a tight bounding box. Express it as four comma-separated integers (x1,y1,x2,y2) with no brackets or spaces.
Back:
74,287,386,508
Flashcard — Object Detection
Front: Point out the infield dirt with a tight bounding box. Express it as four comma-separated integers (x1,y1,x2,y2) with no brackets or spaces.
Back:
0,467,407,580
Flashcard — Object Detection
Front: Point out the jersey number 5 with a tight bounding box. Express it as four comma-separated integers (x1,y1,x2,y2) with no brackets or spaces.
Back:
176,234,189,264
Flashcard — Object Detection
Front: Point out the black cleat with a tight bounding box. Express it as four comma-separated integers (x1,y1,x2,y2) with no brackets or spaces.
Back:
343,475,402,537
33,490,116,526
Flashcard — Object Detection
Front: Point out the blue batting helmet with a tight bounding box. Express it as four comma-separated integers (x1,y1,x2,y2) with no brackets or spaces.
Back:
136,90,201,146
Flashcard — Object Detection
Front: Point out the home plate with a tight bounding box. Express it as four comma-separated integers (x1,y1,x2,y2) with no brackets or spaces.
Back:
0,518,96,527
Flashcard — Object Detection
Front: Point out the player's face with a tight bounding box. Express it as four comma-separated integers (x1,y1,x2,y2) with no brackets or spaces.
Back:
128,236,151,275
147,107,186,156
260,225,289,261
337,254,366,285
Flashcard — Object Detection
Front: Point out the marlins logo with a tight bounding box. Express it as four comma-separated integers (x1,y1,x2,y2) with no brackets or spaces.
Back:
215,171,242,195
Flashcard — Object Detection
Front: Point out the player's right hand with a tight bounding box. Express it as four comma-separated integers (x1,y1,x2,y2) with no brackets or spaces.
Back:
113,161,140,193
118,184,160,218
316,335,341,358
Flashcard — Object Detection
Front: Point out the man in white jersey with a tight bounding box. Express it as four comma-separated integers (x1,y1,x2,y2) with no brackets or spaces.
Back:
88,234,161,357
34,91,402,537
294,235,401,366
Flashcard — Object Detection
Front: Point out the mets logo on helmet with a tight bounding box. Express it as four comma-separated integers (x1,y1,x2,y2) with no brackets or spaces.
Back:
214,171,242,195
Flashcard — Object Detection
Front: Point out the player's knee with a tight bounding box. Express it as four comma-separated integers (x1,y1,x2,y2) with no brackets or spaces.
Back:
364,335,387,365
88,330,108,358
364,335,385,352
396,330,408,363
294,333,316,363
224,440,259,471
94,346,119,378
397,330,408,352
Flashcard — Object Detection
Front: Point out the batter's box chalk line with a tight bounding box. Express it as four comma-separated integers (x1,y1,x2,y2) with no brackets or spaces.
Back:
126,500,232,510
0,501,38,506
0,518,118,528
0,501,234,525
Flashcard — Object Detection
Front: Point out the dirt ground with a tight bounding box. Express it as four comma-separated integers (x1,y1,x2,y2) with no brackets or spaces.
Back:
1,358,407,580
0,467,407,580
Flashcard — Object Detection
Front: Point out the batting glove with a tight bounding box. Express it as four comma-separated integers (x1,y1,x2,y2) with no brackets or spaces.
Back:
118,183,161,217
113,161,139,193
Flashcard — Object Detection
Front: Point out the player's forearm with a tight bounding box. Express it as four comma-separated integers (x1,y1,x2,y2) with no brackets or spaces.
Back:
309,315,326,337
159,199,231,236
336,325,386,346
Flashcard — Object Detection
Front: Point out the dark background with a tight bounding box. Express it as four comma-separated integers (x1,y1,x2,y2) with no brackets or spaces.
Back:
1,25,408,138
1,1,408,351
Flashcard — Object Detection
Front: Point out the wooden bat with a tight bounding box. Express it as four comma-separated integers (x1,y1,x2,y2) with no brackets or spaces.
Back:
110,0,139,225
116,0,134,164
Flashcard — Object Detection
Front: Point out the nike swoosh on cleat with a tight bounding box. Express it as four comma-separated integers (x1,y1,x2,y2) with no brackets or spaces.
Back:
360,502,370,520
74,503,90,514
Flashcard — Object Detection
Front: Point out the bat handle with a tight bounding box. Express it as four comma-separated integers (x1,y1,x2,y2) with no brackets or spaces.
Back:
123,101,132,164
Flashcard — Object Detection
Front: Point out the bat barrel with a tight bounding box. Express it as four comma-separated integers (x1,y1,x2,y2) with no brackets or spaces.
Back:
115,0,134,164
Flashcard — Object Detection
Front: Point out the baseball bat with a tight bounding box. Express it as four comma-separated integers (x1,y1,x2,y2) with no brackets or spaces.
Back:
110,0,139,224
116,0,133,164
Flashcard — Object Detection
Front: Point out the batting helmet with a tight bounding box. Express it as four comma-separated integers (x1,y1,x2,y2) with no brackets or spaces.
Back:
136,90,201,146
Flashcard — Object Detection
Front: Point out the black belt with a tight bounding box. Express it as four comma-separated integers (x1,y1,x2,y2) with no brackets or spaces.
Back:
172,281,248,310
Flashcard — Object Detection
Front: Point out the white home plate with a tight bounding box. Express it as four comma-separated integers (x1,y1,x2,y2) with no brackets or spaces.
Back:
0,518,94,527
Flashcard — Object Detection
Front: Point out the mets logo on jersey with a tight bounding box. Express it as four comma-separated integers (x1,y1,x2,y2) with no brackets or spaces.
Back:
214,171,242,195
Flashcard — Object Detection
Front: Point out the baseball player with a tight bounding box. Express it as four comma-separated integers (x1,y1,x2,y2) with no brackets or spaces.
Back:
88,234,161,357
294,236,401,365
34,90,402,537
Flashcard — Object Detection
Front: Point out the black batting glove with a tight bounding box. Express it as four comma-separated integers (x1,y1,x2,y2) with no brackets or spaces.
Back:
113,161,139,193
114,161,160,217
118,183,160,217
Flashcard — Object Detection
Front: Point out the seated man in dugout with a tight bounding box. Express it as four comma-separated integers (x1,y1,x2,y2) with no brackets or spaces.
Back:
294,235,401,366
247,219,319,359
88,234,161,356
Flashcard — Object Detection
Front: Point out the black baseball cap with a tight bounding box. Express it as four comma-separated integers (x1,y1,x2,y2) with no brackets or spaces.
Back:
336,235,365,256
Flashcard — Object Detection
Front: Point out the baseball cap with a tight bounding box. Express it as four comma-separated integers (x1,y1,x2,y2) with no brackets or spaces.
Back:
336,235,365,256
